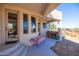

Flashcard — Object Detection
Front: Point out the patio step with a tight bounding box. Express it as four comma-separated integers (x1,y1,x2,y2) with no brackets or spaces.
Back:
13,44,28,56
11,44,25,56
19,45,28,56
0,42,28,56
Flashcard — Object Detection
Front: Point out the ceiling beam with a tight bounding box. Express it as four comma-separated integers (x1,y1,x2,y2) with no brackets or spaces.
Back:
43,3,60,17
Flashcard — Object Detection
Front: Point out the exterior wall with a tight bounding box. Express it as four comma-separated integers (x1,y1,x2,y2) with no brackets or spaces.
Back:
0,4,49,45
0,6,6,44
20,33,38,46
0,4,39,45
39,22,49,36
0,7,2,44
18,12,39,46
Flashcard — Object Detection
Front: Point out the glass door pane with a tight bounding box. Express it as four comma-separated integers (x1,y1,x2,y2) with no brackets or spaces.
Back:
8,13,18,39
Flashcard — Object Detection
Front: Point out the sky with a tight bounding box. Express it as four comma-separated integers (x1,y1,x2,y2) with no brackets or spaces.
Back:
55,3,79,28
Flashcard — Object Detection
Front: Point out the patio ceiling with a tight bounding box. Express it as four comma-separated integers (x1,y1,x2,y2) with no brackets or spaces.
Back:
4,3,60,17
1,3,60,23
39,17,61,23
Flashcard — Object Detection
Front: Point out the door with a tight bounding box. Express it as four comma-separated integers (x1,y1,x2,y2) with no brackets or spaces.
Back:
6,11,19,42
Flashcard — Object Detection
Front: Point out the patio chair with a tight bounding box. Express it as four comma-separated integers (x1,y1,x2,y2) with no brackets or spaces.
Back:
30,33,45,47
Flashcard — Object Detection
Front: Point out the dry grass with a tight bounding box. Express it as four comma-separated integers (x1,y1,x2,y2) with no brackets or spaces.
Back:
62,30,79,40
51,29,79,56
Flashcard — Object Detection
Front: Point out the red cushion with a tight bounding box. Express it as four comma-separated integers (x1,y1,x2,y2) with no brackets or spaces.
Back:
30,35,45,45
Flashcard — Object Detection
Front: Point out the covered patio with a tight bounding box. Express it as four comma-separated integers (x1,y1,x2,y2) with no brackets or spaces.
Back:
27,38,57,56
0,38,57,56
0,3,63,56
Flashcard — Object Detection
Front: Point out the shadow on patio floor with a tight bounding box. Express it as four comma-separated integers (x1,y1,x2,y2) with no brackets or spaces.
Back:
51,38,79,56
27,38,57,56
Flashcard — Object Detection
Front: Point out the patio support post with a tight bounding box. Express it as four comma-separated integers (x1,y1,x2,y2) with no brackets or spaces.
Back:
40,22,43,32
36,17,38,33
18,11,23,40
28,14,31,34
1,8,6,44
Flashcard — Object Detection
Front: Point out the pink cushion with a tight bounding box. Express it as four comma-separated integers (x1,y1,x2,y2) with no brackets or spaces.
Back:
30,35,45,45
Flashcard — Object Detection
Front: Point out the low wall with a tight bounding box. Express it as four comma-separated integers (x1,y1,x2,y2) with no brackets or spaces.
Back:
20,33,38,46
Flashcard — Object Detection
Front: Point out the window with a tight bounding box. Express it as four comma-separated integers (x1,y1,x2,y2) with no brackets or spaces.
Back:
23,14,28,33
31,16,36,33
43,23,49,29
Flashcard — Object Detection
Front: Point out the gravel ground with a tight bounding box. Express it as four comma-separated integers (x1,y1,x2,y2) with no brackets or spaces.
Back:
51,39,79,56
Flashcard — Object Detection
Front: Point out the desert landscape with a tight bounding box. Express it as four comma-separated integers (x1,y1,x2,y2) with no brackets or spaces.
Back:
51,28,79,56
62,28,79,43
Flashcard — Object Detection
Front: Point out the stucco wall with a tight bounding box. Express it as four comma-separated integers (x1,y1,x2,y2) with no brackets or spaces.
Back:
0,6,6,44
18,12,39,46
20,33,38,46
0,4,46,45
0,7,2,44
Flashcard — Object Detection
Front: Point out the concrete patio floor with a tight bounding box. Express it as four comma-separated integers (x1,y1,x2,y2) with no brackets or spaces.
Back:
0,38,57,56
27,38,57,56
0,43,17,51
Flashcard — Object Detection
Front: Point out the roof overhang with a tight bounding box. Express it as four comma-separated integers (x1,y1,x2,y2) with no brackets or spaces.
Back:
38,16,61,23
47,9,63,22
1,3,60,22
43,3,60,16
2,3,60,16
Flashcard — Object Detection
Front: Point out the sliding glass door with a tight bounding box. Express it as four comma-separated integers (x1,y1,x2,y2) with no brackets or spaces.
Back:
6,12,19,42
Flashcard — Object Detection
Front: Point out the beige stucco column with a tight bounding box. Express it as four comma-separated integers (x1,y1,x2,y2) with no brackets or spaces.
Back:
0,7,3,44
1,8,6,44
36,17,38,33
18,11,23,40
40,22,43,32
28,14,31,34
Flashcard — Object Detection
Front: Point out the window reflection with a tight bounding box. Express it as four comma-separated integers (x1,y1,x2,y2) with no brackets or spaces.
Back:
23,14,28,33
8,13,17,38
43,23,49,29
31,17,36,33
